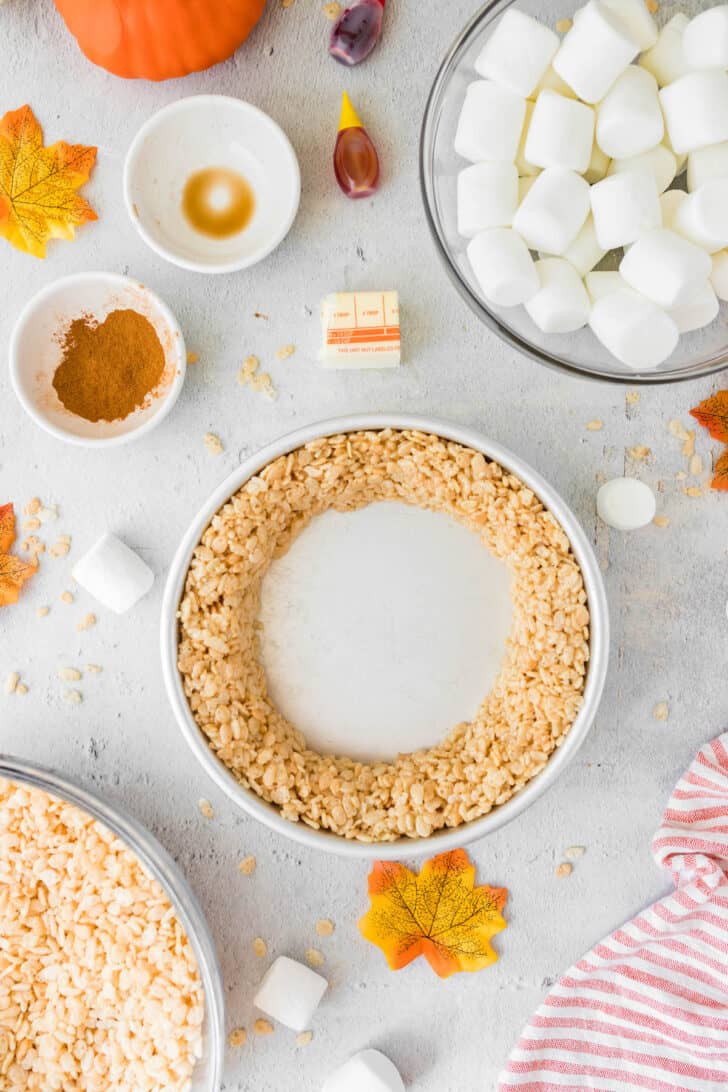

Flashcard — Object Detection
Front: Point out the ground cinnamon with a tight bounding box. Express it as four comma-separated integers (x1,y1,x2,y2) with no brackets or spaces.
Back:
52,309,166,423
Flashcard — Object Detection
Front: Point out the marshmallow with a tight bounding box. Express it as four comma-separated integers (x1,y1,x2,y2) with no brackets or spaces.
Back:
688,143,728,194
597,477,656,530
660,189,687,232
561,215,607,276
454,81,526,163
669,280,719,333
682,5,728,71
475,8,559,99
524,90,594,172
584,141,611,184
590,170,661,249
585,270,625,301
711,250,728,301
596,66,663,160
533,65,578,101
516,100,540,177
620,228,712,307
660,71,728,157
513,167,590,255
589,288,679,368
467,228,539,307
640,14,693,88
553,1,639,105
674,181,728,253
601,0,658,50
608,144,676,195
457,162,519,237
525,258,591,332
71,533,154,614
322,1050,405,1092
254,957,328,1032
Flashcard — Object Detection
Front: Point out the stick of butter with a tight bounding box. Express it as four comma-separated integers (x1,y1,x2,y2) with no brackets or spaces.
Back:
319,291,401,368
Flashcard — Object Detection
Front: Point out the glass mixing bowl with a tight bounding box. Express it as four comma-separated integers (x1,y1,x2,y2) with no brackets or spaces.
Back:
0,756,225,1092
420,0,727,384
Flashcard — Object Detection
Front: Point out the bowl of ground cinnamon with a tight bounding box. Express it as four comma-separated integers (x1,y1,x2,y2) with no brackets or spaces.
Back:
10,272,186,447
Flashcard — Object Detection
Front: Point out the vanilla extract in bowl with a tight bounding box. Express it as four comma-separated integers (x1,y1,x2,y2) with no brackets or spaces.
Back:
182,166,256,239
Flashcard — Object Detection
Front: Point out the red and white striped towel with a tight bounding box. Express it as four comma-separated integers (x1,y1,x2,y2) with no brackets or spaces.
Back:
499,734,728,1091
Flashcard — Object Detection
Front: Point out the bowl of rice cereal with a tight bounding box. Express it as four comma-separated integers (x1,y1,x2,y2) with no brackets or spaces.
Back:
162,415,609,858
0,757,224,1091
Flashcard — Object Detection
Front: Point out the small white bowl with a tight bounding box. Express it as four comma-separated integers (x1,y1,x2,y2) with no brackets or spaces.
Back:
124,96,301,274
10,272,186,447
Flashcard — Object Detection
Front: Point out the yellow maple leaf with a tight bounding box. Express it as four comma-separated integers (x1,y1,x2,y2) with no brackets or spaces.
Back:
358,849,507,979
0,104,97,258
0,504,37,606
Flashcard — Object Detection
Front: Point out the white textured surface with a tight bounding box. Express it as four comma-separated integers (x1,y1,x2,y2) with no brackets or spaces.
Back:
2,2,728,1090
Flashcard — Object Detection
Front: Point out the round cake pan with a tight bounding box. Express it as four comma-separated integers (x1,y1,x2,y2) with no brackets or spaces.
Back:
161,415,609,858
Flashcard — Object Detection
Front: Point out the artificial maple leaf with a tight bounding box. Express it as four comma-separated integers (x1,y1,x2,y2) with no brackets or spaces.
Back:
358,849,507,979
0,504,37,606
0,105,97,258
690,391,728,443
712,450,728,492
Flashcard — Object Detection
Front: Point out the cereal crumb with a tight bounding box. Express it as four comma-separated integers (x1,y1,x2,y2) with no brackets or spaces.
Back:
250,372,277,400
281,0,295,7
689,454,704,477
305,947,325,968
22,517,41,531
653,701,669,722
15,683,28,696
24,497,41,515
37,505,58,524
653,515,670,528
49,535,71,558
684,486,702,498
77,613,96,631
238,855,257,876
275,344,295,361
586,420,603,431
5,672,19,694
63,689,82,704
204,433,224,456
37,606,50,618
198,798,214,819
296,1031,313,1047
625,391,640,406
254,1019,273,1036
555,862,573,878
238,355,260,384
186,351,199,365
323,1,341,17
627,446,650,461
564,846,585,859
60,590,74,604
675,470,687,481
22,536,45,555
228,1027,247,1048
682,431,696,458
85,664,102,673
555,17,572,32
58,667,81,681
253,937,267,958
646,0,658,13
315,918,335,937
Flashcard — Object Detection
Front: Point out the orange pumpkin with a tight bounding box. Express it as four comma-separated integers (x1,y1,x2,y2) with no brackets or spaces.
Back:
54,0,267,81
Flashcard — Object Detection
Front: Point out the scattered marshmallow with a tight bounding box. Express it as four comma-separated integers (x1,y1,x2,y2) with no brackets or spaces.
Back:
467,229,538,307
660,189,687,232
524,90,594,172
601,0,658,50
475,8,559,99
584,141,611,184
322,1050,405,1092
669,280,719,333
639,13,693,87
515,101,539,177
620,228,712,308
454,80,526,163
688,142,728,193
513,167,590,255
525,258,591,333
589,288,679,368
71,533,154,615
608,144,676,195
711,250,728,301
553,1,639,105
596,66,663,159
682,5,728,71
585,270,625,301
597,477,657,530
560,215,607,276
674,181,728,253
457,162,518,237
590,170,661,249
254,957,328,1033
660,71,728,156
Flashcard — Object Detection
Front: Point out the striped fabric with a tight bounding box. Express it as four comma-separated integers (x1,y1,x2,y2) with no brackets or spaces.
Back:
499,734,728,1091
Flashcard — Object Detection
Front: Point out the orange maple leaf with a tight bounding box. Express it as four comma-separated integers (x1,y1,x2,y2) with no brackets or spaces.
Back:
0,105,97,258
0,504,37,606
690,392,728,443
358,849,507,979
712,450,728,492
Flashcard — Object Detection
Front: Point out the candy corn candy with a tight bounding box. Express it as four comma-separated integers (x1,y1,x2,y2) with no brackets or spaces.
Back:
334,92,380,199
